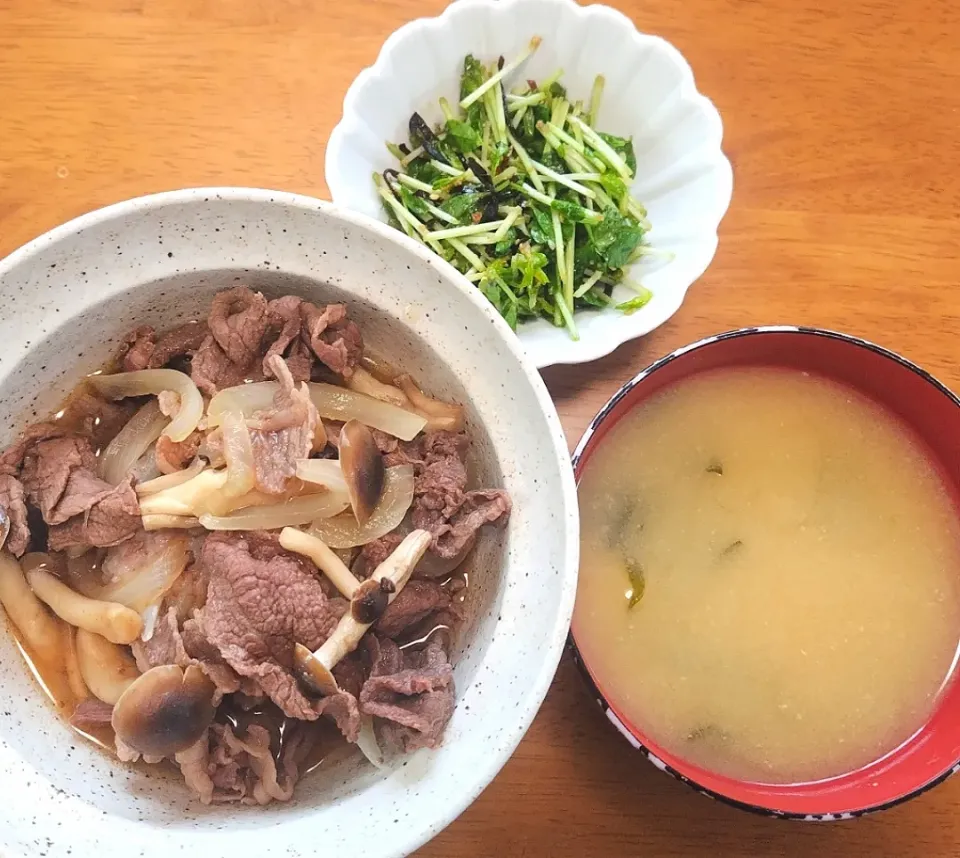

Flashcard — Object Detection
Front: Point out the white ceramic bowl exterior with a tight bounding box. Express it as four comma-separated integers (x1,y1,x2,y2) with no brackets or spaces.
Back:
326,0,733,368
0,189,579,858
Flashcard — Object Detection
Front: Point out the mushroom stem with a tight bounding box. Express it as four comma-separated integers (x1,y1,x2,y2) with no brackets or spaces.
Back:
0,551,64,664
63,625,89,701
294,529,432,695
26,568,143,645
142,514,202,531
75,628,141,704
137,469,227,517
279,527,360,598
346,367,411,409
394,375,465,432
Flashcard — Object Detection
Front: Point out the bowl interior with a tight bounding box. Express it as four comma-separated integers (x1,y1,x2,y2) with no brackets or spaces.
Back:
0,190,577,858
572,327,960,817
327,0,732,367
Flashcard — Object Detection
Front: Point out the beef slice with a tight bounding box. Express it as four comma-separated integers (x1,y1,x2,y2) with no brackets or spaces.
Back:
360,637,455,753
20,434,141,550
0,474,30,557
248,355,319,494
148,321,209,368
208,286,270,367
193,533,345,720
376,579,452,640
300,302,363,378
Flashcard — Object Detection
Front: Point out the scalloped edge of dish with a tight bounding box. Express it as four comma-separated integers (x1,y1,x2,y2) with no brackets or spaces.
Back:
327,0,733,367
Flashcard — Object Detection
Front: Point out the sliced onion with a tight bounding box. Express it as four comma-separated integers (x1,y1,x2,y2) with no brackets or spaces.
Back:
98,401,169,485
346,367,411,409
157,390,180,417
97,533,190,614
309,383,426,441
308,465,414,548
221,411,255,499
136,458,206,496
206,383,276,425
90,369,204,442
356,714,386,769
198,490,350,531
208,382,426,441
140,603,162,641
198,429,226,468
205,478,333,517
203,486,278,518
295,458,349,494
129,447,162,484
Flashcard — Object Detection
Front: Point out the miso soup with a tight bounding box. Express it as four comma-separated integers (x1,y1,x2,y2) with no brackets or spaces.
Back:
574,367,960,784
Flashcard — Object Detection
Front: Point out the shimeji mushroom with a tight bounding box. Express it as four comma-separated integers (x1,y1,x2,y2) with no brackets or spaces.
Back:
26,567,143,644
62,626,89,701
279,527,432,695
394,375,465,432
137,469,228,518
142,514,202,531
338,419,386,526
111,664,216,759
279,527,362,599
75,628,141,705
0,552,64,665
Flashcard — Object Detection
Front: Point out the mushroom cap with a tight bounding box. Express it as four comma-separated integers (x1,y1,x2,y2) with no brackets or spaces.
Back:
338,420,385,526
351,577,394,624
293,642,340,696
111,664,216,758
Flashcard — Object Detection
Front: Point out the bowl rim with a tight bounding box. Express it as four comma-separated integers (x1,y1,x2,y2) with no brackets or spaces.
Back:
0,186,581,855
325,0,734,370
569,324,960,821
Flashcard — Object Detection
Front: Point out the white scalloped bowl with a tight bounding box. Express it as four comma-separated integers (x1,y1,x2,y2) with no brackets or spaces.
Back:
326,0,733,368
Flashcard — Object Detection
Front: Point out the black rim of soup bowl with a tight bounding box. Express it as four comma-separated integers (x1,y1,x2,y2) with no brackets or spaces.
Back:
567,325,960,821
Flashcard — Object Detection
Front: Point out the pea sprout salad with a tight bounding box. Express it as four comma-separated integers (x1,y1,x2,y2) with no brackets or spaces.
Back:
375,37,665,341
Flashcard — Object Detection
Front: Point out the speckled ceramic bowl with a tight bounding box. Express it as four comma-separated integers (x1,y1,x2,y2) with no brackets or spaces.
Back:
0,188,579,858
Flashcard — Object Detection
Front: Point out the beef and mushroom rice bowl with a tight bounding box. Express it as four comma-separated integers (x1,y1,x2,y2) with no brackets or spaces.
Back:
0,286,511,806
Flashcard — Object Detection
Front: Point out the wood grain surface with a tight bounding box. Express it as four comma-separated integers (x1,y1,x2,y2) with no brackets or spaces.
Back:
3,0,960,854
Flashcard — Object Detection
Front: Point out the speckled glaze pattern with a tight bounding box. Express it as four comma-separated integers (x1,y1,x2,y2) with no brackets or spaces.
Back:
568,326,960,821
0,188,580,858
326,0,734,368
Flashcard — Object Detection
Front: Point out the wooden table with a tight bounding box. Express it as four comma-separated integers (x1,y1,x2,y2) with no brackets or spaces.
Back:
3,0,960,854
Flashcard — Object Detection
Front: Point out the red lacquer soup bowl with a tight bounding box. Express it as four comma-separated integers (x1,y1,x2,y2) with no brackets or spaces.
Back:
569,327,960,820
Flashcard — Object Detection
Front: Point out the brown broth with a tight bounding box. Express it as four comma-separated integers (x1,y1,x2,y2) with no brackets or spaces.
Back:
218,697,352,772
7,600,360,773
2,332,471,788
